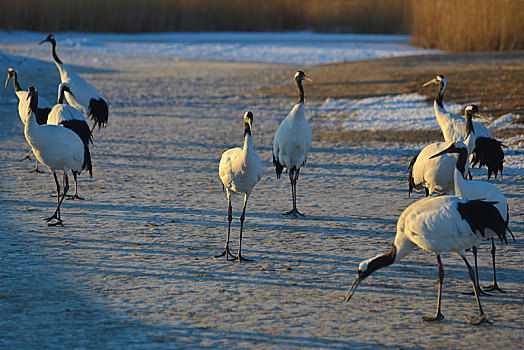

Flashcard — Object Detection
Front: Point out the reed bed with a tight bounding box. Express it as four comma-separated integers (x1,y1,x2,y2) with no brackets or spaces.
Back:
411,0,524,51
0,0,410,34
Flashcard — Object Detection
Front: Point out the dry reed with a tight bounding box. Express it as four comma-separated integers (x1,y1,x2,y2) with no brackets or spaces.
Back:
411,0,524,51
0,0,410,34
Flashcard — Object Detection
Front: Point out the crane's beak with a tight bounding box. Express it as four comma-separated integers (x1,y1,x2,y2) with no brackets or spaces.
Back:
345,276,361,302
304,75,313,82
422,78,438,87
65,89,76,99
5,73,11,88
429,146,455,159
475,112,491,124
39,39,49,45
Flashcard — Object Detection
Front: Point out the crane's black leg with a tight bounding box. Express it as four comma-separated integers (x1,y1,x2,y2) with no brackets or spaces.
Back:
422,255,445,322
67,171,85,200
483,238,505,293
237,195,253,262
463,246,490,296
28,158,44,173
45,172,69,226
215,192,236,260
285,169,304,217
462,255,492,325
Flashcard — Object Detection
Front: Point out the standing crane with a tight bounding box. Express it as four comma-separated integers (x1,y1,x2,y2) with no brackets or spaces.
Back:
216,111,262,261
40,34,109,132
272,71,312,217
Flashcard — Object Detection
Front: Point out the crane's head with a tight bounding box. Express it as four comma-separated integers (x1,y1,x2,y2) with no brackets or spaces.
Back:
294,70,313,82
465,104,490,124
422,74,446,87
27,86,39,115
5,66,17,88
429,142,468,159
346,246,397,302
39,34,56,46
58,82,76,98
244,111,253,136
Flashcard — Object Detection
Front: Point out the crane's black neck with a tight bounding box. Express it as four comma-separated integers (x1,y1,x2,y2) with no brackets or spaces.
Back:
28,87,38,114
58,87,66,104
435,81,445,108
244,122,251,137
11,71,22,92
296,77,304,104
359,245,396,280
455,147,469,178
464,111,474,137
51,40,63,64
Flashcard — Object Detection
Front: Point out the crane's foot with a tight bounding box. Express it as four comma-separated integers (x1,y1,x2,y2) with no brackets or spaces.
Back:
467,314,493,325
44,214,64,227
284,208,305,217
66,194,85,200
421,312,444,322
483,283,506,293
20,154,32,161
29,167,44,174
214,248,237,261
462,289,491,297
236,253,253,262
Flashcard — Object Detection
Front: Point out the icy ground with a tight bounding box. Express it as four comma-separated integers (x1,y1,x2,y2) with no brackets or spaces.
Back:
0,33,523,348
0,31,438,65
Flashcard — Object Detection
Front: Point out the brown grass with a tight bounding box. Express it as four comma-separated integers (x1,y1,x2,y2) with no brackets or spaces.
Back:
0,0,410,33
411,0,524,51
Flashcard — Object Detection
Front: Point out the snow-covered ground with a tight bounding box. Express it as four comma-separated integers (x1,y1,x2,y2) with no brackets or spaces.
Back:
0,32,522,348
0,31,438,65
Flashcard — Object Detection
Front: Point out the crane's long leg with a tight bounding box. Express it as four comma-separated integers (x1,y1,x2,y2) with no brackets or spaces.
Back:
461,255,492,325
45,172,69,226
237,194,253,262
67,171,85,200
422,255,445,322
215,190,236,260
463,246,490,296
20,150,32,161
483,238,505,292
285,169,304,217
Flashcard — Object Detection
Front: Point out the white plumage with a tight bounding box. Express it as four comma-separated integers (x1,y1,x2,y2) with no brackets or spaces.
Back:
216,111,262,261
272,71,312,217
346,195,508,325
47,83,94,199
5,66,52,172
24,86,86,226
430,141,511,293
423,75,503,178
40,34,109,131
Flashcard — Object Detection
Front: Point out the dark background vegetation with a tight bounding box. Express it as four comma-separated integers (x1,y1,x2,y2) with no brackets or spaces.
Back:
0,0,522,51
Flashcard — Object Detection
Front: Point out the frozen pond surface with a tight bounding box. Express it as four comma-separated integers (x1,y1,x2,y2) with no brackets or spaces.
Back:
0,31,438,65
0,35,522,348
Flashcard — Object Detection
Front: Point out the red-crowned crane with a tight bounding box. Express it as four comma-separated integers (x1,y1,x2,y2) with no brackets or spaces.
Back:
39,34,109,132
272,71,312,217
216,111,262,261
407,105,488,196
423,75,504,179
47,83,93,200
24,86,87,226
5,66,52,172
345,195,509,325
430,140,513,294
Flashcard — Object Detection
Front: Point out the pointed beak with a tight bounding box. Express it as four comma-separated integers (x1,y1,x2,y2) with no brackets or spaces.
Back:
5,73,11,88
39,39,48,45
429,146,454,159
422,78,437,87
345,276,361,302
304,75,313,82
475,112,491,124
